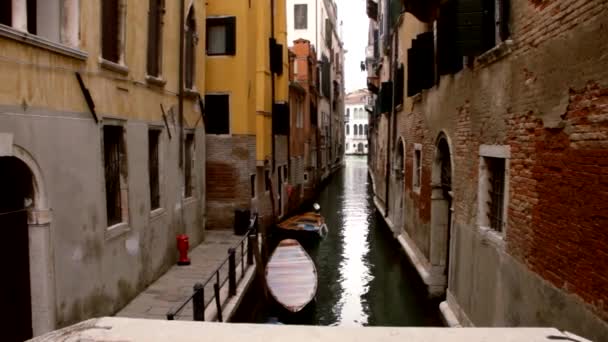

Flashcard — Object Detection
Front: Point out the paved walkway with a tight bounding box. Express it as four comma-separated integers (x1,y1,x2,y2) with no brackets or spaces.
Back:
116,231,247,321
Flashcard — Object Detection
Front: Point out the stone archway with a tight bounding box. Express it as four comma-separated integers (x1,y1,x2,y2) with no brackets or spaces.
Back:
430,133,453,293
0,141,54,338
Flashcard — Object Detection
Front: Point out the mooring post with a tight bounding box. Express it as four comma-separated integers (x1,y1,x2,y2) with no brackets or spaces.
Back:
193,282,205,321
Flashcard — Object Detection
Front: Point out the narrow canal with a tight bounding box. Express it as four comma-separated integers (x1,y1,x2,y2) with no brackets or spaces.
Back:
235,156,442,326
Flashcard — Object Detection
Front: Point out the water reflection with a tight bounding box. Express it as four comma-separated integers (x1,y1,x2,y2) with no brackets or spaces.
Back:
238,156,441,326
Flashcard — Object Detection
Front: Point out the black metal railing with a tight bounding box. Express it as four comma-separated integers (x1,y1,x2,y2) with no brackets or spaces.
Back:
166,214,258,322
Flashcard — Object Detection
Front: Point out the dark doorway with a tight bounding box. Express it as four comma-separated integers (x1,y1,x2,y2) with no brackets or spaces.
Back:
0,157,34,341
436,138,452,277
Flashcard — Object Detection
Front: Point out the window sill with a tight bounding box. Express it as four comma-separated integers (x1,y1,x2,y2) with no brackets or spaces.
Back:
99,58,129,75
0,24,87,61
146,75,167,87
478,226,505,250
105,222,130,241
150,207,166,220
474,39,513,69
184,88,200,98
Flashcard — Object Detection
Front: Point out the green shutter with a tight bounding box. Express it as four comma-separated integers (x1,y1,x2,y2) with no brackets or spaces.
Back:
455,0,485,55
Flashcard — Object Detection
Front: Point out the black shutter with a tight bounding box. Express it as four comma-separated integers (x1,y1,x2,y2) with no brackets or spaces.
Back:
102,0,120,62
147,0,161,76
394,64,404,108
205,95,230,134
437,1,463,76
321,55,330,98
380,81,393,114
269,38,283,75
325,18,332,46
272,103,289,135
419,32,435,90
0,2,11,26
225,17,237,55
455,0,485,56
407,38,421,97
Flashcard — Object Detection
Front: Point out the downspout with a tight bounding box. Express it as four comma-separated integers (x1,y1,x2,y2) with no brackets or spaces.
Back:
271,0,276,171
178,0,186,228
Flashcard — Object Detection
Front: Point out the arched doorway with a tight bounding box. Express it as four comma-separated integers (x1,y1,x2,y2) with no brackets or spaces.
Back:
357,143,364,154
430,134,453,292
0,157,34,341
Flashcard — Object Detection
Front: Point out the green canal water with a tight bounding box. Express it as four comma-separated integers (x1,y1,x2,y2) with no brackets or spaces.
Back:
234,156,442,326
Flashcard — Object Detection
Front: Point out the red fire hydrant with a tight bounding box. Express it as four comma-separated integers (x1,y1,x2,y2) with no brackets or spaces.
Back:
176,234,191,266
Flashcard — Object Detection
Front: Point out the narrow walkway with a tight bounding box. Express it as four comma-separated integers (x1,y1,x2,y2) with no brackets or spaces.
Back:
116,231,246,320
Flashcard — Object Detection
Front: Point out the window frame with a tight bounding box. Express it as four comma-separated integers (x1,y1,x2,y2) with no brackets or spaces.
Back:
206,16,236,56
184,132,196,199
205,93,231,135
146,0,165,78
101,121,130,237
148,127,163,213
100,0,128,72
294,4,308,30
477,144,510,240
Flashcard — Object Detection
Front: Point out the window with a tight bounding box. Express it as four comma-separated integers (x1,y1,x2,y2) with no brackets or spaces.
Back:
346,125,349,135
294,4,307,29
184,133,195,198
103,125,127,226
0,2,11,26
413,144,422,191
185,7,197,89
205,94,230,134
478,145,510,234
147,0,165,77
359,124,363,136
346,108,350,116
148,129,161,210
102,0,124,63
250,174,256,198
364,124,368,135
265,170,270,192
206,16,236,56
283,165,288,181
354,125,358,135
455,0,510,55
407,32,434,97
353,144,356,148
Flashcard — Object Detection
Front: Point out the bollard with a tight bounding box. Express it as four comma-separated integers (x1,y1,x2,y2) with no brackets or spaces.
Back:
214,283,223,322
228,248,236,297
166,312,175,320
192,282,205,321
247,234,255,265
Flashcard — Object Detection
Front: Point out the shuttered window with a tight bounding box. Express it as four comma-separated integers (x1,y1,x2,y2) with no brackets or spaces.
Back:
273,103,290,136
206,17,236,56
407,32,434,97
148,129,161,210
270,38,284,75
325,18,332,46
147,0,165,77
394,64,404,108
0,2,11,26
379,81,393,114
437,0,463,76
205,94,230,134
102,0,120,62
184,133,195,198
321,55,330,98
455,0,510,56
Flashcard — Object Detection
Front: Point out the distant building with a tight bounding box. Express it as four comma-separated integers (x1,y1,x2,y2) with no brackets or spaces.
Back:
286,0,345,179
345,90,371,155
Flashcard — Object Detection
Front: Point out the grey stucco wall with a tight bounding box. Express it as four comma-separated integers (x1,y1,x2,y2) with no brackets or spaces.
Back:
0,106,206,328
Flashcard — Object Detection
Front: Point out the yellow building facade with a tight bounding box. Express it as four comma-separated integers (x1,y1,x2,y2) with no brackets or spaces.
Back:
0,0,206,338
205,0,290,229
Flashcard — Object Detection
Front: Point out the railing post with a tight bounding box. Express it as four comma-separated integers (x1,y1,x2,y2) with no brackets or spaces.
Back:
247,234,255,265
214,283,223,322
193,282,205,321
228,248,236,297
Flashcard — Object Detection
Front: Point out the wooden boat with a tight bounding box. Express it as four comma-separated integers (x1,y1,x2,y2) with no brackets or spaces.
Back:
276,211,328,243
265,239,317,313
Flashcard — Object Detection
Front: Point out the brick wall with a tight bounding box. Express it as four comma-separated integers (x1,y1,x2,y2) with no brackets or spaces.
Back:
206,134,256,230
369,0,608,331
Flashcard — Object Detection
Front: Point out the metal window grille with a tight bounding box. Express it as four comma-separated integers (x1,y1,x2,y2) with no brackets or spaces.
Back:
184,134,194,198
486,157,505,232
149,130,161,210
104,126,123,226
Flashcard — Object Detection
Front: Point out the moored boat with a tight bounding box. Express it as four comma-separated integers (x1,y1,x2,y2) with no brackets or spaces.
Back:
265,239,317,314
275,204,328,245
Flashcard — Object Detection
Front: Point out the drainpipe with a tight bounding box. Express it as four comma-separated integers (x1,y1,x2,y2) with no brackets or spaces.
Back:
271,0,276,171
178,0,185,228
